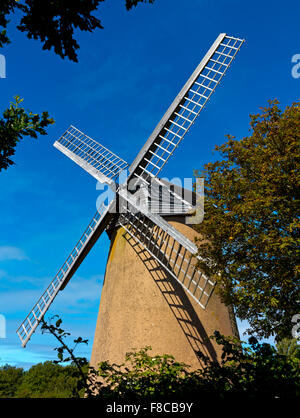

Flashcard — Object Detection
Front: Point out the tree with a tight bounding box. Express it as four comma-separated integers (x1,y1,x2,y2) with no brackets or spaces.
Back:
193,332,300,399
194,100,300,341
0,0,155,62
40,316,91,397
276,338,300,361
95,333,300,399
1,315,297,399
15,361,84,398
0,96,54,171
0,1,155,171
96,346,192,399
0,365,24,398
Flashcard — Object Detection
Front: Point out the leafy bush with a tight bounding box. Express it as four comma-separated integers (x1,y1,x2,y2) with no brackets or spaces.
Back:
14,361,85,398
0,365,24,397
93,332,300,400
1,317,299,399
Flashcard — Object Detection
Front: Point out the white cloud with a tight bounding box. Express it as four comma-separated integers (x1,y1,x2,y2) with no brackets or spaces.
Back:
0,274,103,315
53,274,103,312
0,343,51,369
0,246,29,262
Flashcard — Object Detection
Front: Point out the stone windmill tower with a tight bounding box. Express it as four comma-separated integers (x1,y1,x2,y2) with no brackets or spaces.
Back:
17,33,244,370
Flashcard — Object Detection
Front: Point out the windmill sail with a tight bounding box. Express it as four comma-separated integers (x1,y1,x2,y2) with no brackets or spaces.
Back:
128,33,244,187
54,125,128,186
16,202,114,347
118,189,215,310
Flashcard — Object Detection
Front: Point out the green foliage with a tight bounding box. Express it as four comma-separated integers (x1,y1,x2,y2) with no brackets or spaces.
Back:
194,332,300,399
0,316,90,398
95,346,191,399
0,0,14,47
0,2,156,170
94,333,300,400
125,0,155,11
40,316,92,396
276,338,300,360
15,361,84,398
194,100,300,341
1,317,299,399
41,316,88,366
0,1,104,60
0,365,24,398
0,362,86,398
0,95,54,171
16,0,104,63
0,0,156,61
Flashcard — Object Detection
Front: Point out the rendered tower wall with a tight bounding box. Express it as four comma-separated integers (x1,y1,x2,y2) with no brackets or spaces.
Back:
90,217,238,370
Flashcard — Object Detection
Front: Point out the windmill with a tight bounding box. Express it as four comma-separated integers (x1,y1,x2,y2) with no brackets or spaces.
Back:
17,33,244,368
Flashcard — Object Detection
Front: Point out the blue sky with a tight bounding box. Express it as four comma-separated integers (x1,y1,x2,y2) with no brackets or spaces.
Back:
0,0,299,369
